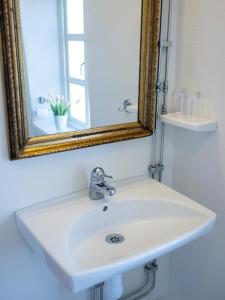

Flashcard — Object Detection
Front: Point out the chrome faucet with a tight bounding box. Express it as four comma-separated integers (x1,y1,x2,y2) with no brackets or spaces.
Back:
89,167,116,200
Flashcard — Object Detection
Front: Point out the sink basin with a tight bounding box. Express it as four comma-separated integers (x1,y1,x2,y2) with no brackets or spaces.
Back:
16,177,216,293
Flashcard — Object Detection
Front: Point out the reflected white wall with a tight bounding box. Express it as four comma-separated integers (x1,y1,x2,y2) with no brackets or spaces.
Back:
20,0,62,109
86,0,141,127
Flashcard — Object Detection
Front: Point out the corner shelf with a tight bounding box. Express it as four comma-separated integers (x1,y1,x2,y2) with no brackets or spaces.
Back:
160,113,217,132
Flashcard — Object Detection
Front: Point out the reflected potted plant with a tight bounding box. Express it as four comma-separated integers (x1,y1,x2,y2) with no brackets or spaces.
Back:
48,93,70,132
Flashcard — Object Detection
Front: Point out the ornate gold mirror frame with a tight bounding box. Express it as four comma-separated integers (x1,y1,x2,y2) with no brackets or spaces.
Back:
0,0,161,159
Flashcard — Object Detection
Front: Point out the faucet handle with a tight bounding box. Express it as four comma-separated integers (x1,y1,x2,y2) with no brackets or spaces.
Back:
91,167,113,183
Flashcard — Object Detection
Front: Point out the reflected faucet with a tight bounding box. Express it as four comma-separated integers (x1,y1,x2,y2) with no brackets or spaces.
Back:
89,167,116,200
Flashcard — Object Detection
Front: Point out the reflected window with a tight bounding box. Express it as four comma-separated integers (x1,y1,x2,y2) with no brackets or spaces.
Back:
68,41,85,80
66,0,84,34
70,84,86,123
61,0,89,129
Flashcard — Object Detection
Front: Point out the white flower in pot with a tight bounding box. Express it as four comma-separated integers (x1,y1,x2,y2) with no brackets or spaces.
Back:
48,93,70,132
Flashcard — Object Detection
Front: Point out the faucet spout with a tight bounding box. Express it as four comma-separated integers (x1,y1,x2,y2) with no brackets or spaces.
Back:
96,182,116,197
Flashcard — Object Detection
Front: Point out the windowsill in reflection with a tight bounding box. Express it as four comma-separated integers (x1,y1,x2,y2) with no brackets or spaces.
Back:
33,116,76,135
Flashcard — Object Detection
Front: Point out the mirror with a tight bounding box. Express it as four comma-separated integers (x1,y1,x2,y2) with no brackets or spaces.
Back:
21,0,142,136
0,0,161,159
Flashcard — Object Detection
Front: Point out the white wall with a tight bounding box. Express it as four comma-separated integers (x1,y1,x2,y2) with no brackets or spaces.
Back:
10,1,225,299
86,0,141,127
0,51,171,300
162,1,225,299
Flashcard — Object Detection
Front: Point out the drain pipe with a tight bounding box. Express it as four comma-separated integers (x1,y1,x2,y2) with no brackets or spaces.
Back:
158,0,173,182
92,261,158,300
119,260,158,300
149,0,164,180
149,0,173,182
93,283,104,300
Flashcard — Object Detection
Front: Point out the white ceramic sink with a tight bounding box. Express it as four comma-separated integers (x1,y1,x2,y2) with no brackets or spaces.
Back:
16,177,216,293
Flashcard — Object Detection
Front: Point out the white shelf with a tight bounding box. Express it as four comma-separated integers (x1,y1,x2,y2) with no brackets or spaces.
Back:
160,113,217,132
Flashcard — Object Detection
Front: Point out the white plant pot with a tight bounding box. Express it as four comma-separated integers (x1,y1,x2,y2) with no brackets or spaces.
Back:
54,114,68,132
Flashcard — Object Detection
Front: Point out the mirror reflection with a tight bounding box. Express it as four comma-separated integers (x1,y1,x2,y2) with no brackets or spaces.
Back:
20,0,142,136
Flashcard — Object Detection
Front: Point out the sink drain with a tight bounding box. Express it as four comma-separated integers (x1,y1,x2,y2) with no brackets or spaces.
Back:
105,234,125,244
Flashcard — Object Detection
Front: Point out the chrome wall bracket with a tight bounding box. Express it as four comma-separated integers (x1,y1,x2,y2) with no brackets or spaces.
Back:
149,164,164,179
158,40,172,48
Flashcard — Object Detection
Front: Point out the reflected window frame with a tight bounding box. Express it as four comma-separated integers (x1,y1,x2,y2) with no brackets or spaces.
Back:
59,0,90,130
